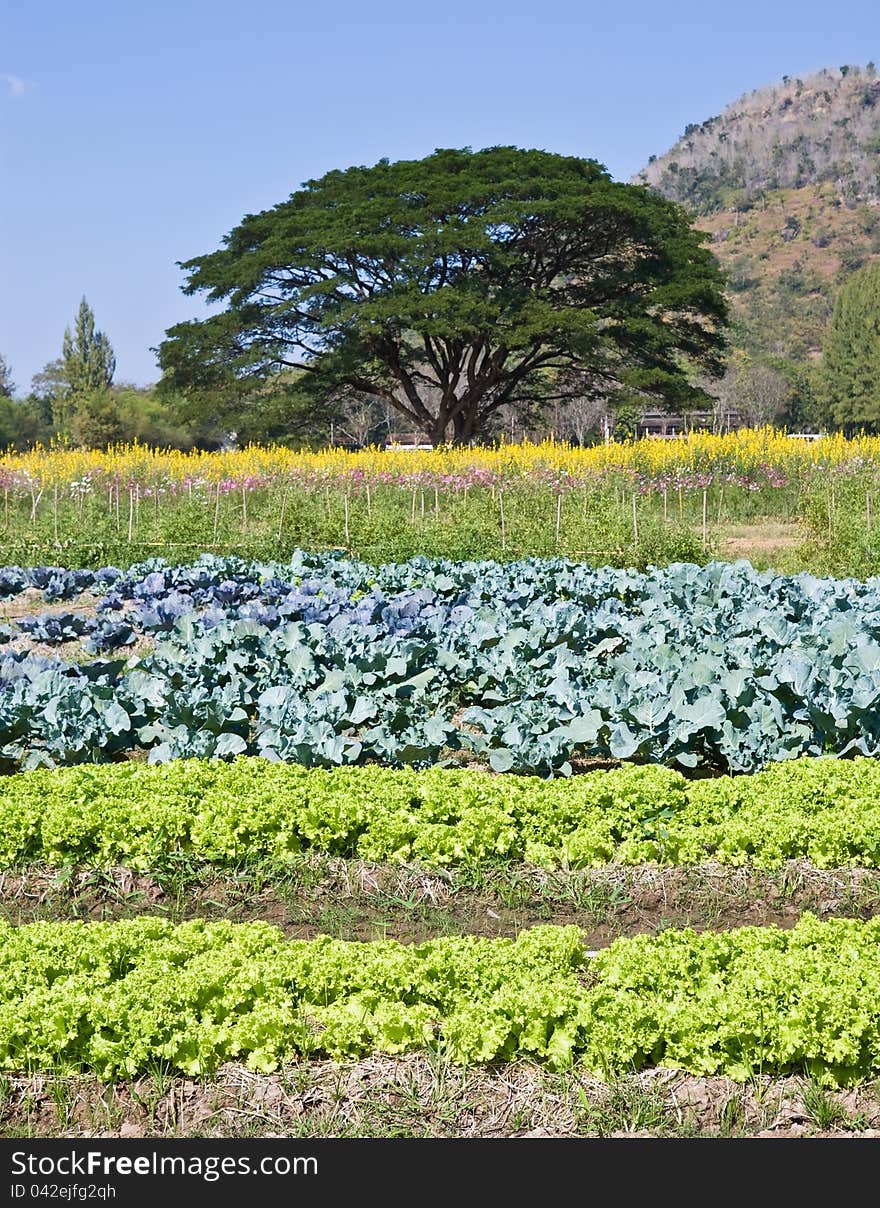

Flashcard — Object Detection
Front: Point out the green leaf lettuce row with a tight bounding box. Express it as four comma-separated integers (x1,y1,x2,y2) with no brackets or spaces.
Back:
3,917,880,1082
5,754,880,871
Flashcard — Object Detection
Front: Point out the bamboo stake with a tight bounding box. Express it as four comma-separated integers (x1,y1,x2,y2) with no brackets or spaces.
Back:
115,484,121,530
716,485,724,525
632,494,639,545
434,485,440,516
662,487,668,523
344,492,351,545
555,493,562,545
3,487,8,530
241,484,248,532
213,482,221,544
53,483,58,543
701,488,708,550
499,491,506,553
277,490,288,540
868,492,873,534
411,489,417,524
128,488,134,542
420,490,425,519
678,485,683,519
366,483,372,518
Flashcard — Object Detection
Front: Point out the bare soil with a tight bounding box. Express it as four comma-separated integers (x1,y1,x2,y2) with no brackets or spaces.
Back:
2,859,877,946
3,1059,879,1139
720,521,804,563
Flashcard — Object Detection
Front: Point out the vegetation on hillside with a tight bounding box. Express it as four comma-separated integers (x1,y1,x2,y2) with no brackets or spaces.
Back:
636,67,880,425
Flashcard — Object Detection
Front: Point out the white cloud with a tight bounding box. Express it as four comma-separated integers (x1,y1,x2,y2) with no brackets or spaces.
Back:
2,74,30,99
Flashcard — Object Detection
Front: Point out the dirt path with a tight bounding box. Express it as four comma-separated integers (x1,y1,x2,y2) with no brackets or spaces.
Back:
2,859,877,946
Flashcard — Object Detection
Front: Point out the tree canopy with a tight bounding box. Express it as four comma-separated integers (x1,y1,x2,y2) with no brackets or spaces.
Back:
158,146,729,444
817,263,880,432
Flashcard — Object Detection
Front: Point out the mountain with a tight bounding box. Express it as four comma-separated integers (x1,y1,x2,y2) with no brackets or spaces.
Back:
635,66,880,211
633,66,880,418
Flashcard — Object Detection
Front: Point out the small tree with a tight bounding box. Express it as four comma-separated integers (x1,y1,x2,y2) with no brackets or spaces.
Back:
159,147,728,445
58,298,115,435
816,264,880,431
0,354,14,398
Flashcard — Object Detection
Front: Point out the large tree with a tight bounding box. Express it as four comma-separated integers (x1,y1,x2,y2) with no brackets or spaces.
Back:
158,147,728,445
817,263,880,432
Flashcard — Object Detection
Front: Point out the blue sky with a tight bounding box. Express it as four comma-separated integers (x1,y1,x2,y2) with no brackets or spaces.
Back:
2,0,879,390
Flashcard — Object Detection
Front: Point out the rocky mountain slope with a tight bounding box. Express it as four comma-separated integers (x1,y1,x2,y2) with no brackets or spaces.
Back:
634,67,880,414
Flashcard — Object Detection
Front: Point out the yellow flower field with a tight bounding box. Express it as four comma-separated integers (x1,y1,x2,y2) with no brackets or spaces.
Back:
0,429,876,490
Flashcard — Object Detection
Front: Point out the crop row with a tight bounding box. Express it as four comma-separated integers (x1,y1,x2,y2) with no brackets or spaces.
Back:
1,914,878,1082
4,755,880,870
5,554,880,772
